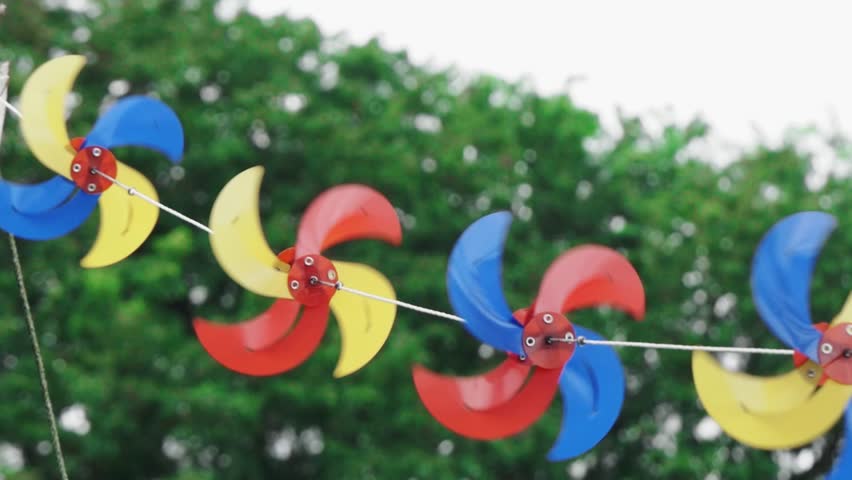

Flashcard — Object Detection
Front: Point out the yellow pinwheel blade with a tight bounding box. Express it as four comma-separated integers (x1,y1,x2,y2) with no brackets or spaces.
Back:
209,166,291,298
80,162,159,268
692,351,852,449
20,55,85,177
328,261,396,378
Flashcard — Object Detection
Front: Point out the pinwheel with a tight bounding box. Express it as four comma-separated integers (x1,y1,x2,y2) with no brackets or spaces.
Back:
0,55,184,267
411,212,645,461
692,211,852,456
193,166,402,378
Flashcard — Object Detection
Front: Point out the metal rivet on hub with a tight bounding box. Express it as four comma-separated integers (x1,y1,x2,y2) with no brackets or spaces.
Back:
92,147,102,157
290,280,300,290
543,313,553,324
72,163,82,173
565,332,575,342
86,183,96,192
807,369,817,378
846,325,852,336
304,256,314,266
328,270,337,280
309,275,319,286
519,354,526,361
821,343,834,355
525,337,536,347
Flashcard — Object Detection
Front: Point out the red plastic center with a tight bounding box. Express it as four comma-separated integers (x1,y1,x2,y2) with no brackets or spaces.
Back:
521,311,576,369
817,323,852,385
70,144,117,194
286,254,338,306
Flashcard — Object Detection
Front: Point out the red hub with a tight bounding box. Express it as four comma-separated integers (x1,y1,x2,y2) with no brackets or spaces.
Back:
69,143,117,194
521,311,576,369
286,254,338,306
817,323,852,385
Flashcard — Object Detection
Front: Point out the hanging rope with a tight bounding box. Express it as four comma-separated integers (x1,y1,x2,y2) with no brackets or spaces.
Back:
7,237,71,480
0,57,71,480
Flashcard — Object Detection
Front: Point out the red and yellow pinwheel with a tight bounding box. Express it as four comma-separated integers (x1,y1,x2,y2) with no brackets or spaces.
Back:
193,166,402,378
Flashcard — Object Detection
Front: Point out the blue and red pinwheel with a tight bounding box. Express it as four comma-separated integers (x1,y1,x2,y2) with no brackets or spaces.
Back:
412,211,645,461
0,55,184,267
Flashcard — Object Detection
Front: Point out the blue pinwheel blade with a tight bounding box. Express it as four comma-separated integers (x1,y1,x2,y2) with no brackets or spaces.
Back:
547,325,625,461
9,176,79,215
751,211,835,361
447,211,523,355
83,96,184,162
825,405,852,480
0,177,98,240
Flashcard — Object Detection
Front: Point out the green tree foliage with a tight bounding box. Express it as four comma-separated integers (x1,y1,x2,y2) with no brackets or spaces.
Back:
0,1,850,478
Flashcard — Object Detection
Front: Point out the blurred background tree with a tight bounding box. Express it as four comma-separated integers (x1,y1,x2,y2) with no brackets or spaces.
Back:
0,0,850,478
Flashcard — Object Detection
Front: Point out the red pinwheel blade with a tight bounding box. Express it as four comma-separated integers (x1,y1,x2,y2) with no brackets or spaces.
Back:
531,245,644,319
456,357,531,411
193,302,329,376
412,361,561,440
240,300,302,351
294,184,401,257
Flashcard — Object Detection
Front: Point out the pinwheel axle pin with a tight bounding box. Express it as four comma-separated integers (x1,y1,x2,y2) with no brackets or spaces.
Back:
286,253,339,306
520,311,576,369
818,323,852,384
68,138,117,194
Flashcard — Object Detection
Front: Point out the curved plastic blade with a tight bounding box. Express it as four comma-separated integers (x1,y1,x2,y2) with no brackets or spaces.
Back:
193,299,300,354
80,162,159,268
691,351,852,449
547,325,625,461
412,361,560,440
328,261,397,378
193,302,329,376
294,184,402,256
752,211,835,361
454,357,531,411
447,212,523,355
83,96,184,162
0,178,97,239
825,406,852,480
209,167,292,298
532,245,645,320
8,175,79,215
20,55,84,178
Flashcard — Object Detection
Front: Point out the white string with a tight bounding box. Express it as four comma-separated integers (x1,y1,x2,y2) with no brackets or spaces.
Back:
563,336,794,355
89,168,213,234
323,280,794,355
2,85,796,357
1,98,21,119
319,280,465,323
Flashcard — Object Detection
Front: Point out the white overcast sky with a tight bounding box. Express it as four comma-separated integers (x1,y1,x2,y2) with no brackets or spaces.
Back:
235,0,852,179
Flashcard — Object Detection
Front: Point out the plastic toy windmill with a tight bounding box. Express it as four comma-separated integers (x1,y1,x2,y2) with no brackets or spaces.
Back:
193,166,402,378
692,211,852,459
411,212,645,461
0,54,184,267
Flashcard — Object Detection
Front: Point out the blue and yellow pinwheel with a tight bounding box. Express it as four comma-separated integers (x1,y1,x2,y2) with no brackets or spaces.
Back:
412,212,646,461
0,55,184,267
692,211,852,477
